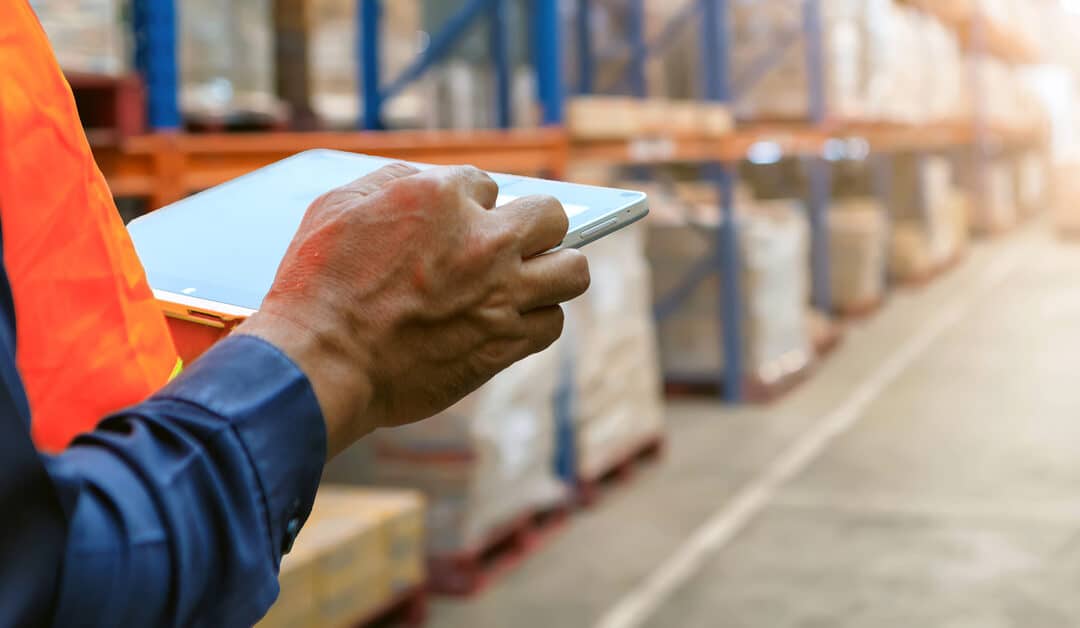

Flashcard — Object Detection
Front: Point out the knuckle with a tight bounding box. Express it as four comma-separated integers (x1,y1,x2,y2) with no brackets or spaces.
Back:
388,172,439,202
380,162,420,178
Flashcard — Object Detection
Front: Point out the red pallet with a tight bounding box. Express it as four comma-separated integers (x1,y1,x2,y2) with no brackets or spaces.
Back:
898,250,966,288
354,584,427,628
427,503,571,597
664,357,817,403
837,296,884,321
575,435,666,508
743,363,817,404
67,72,146,144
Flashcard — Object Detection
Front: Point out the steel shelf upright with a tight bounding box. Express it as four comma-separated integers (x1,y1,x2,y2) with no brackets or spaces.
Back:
132,0,181,130
359,0,565,131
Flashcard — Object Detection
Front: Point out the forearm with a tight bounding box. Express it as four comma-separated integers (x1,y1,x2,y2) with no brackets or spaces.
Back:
44,336,326,627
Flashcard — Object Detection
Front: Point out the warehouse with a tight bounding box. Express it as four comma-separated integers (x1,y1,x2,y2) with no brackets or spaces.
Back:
9,0,1080,626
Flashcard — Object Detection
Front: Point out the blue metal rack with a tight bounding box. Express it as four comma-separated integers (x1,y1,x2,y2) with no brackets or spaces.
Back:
574,0,832,402
132,0,566,131
360,0,564,130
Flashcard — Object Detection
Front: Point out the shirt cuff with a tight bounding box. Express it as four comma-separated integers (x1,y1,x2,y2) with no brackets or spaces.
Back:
156,334,327,559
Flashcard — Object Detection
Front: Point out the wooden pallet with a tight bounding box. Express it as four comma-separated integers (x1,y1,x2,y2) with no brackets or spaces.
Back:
837,295,885,321
743,363,816,404
897,250,966,288
355,584,427,628
67,72,146,144
427,502,571,597
664,355,818,403
575,435,666,508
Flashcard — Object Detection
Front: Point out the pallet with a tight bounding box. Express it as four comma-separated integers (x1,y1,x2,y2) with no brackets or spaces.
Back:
813,320,844,359
67,72,146,144
897,250,966,288
743,362,816,404
426,502,571,597
185,111,290,133
575,435,666,508
664,352,819,403
355,584,427,628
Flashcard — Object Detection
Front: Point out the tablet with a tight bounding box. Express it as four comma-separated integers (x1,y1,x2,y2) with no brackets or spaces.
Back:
128,149,648,324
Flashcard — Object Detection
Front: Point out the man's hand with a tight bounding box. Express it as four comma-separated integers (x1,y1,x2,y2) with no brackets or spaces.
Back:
239,163,590,456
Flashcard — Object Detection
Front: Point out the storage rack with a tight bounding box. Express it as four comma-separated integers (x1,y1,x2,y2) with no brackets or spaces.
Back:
107,0,570,208
101,0,1046,403
568,0,1046,401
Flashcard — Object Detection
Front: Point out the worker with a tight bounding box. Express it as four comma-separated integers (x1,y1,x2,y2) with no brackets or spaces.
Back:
0,3,590,626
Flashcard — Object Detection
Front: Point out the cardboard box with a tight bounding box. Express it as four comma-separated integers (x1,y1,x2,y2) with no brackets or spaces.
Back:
256,541,319,628
314,487,426,593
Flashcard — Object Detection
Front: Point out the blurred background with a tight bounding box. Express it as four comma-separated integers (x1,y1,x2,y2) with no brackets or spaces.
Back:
30,0,1080,626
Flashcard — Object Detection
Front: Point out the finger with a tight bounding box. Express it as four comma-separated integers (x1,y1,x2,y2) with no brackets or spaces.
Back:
516,249,590,311
340,162,420,196
519,305,565,356
433,165,500,209
497,195,570,257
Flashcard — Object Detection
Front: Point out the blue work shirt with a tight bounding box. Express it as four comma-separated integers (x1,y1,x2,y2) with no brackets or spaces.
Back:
0,232,327,626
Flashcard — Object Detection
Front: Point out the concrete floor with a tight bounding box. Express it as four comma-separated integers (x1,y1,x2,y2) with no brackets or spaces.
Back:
427,224,1080,628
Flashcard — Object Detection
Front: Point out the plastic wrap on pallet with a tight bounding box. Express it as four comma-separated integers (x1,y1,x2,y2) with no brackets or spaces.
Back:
564,224,665,481
364,346,566,556
29,0,130,76
828,199,887,311
179,0,284,123
730,0,971,124
649,198,812,387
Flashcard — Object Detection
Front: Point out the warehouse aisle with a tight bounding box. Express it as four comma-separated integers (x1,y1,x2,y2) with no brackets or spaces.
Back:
428,223,1080,628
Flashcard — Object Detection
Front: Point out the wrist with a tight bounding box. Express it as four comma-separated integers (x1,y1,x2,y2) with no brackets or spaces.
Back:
236,309,376,456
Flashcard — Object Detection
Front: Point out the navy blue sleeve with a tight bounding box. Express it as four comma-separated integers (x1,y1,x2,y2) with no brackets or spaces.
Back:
0,333,327,627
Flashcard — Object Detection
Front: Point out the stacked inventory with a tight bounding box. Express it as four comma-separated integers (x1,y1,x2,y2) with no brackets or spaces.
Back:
258,488,425,628
362,346,567,556
29,0,129,75
647,187,812,390
565,225,666,482
890,156,971,280
829,199,888,315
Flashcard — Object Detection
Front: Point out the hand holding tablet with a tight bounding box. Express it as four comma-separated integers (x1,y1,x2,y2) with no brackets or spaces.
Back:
128,151,647,453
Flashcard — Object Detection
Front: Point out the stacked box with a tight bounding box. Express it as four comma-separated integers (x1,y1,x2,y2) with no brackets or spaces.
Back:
731,0,971,124
256,546,319,628
564,225,665,480
308,0,426,127
566,97,734,140
178,0,283,122
29,0,130,76
312,488,426,596
257,488,425,628
648,198,812,386
829,199,887,311
364,348,567,555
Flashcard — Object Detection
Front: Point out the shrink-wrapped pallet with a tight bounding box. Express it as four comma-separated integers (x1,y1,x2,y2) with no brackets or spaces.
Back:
363,347,566,555
29,0,129,76
649,199,812,387
179,0,284,123
565,225,665,481
829,199,887,311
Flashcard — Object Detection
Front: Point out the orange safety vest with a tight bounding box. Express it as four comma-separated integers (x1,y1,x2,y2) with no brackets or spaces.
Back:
0,2,180,452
